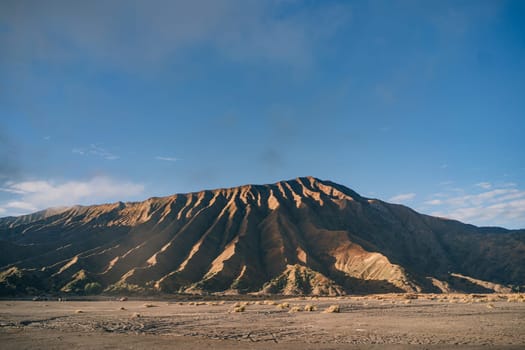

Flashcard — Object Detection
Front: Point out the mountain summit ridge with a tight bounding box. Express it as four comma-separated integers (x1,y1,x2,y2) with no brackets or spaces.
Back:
0,177,523,296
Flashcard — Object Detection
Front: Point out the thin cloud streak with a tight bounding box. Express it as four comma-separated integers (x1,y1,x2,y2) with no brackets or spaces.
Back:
72,144,119,160
389,193,416,203
155,156,179,162
424,199,443,205
475,182,492,189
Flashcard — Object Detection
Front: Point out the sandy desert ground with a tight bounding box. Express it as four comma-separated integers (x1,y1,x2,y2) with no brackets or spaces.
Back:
1,294,524,349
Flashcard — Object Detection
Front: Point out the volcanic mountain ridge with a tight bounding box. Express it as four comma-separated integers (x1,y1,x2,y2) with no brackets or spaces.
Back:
0,176,524,296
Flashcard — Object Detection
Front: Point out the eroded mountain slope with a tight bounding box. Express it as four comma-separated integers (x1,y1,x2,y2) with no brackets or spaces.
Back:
0,177,523,295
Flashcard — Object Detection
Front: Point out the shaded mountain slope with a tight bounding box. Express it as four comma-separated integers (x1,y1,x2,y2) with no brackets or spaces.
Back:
0,176,523,296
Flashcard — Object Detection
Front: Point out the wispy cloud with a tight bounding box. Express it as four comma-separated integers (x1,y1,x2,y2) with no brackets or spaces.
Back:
0,176,144,217
389,193,416,203
475,182,492,189
0,1,351,70
72,144,119,160
0,185,26,195
502,182,517,188
428,185,525,228
155,156,179,162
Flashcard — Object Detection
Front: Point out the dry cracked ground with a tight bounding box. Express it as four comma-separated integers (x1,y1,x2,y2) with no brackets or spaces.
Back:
1,294,524,349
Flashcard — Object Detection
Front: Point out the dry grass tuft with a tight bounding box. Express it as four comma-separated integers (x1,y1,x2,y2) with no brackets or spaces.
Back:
304,304,317,312
288,306,302,313
323,304,340,313
506,294,524,303
143,303,157,308
265,300,278,305
404,294,418,300
487,295,500,302
487,303,495,309
232,305,245,312
276,302,290,310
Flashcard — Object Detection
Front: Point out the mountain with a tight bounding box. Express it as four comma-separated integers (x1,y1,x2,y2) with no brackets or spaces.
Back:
0,176,524,296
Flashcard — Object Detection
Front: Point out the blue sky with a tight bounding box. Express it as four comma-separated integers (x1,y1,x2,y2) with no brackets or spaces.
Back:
1,0,524,228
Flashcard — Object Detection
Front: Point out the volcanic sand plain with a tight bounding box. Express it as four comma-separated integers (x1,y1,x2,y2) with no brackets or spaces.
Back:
1,293,524,349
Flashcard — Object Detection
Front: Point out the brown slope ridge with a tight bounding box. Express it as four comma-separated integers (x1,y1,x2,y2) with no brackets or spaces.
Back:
0,176,523,296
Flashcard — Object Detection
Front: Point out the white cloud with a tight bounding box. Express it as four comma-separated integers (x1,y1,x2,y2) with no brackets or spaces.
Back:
389,193,416,203
475,182,492,189
0,187,26,194
0,176,144,217
424,199,443,205
4,200,38,212
428,186,525,228
446,189,520,207
155,156,179,162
